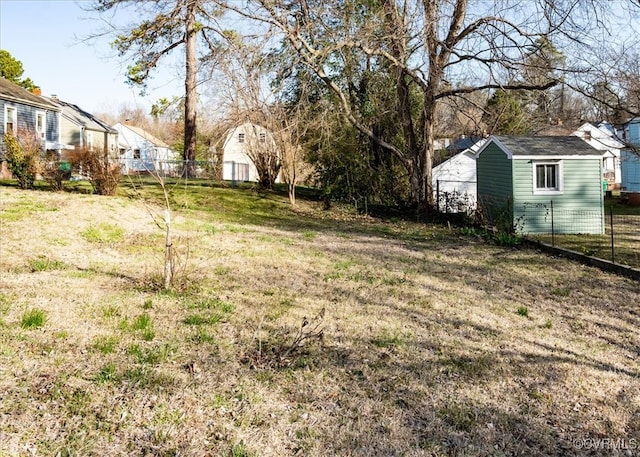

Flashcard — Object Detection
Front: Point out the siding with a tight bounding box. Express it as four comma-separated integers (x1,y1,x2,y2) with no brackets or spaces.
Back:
513,159,604,234
45,111,59,143
60,118,80,146
476,143,513,225
621,150,640,192
628,121,640,145
0,101,58,146
222,123,273,182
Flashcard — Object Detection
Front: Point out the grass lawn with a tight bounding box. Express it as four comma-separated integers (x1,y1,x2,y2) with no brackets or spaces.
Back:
0,181,639,456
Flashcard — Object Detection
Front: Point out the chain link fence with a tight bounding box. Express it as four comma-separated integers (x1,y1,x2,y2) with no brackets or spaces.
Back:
115,158,220,179
434,179,476,214
521,202,640,268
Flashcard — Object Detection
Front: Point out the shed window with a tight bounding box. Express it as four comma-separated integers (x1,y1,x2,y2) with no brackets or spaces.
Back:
238,133,245,143
4,106,17,135
134,149,141,159
533,161,563,194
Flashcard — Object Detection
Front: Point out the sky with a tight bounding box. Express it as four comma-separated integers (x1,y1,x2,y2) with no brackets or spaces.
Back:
0,0,184,115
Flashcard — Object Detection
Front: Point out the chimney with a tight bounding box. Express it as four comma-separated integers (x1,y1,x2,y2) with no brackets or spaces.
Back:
51,94,58,101
32,87,42,96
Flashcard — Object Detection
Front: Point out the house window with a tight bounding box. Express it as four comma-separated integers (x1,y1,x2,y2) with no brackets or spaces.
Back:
259,132,266,143
133,149,141,159
35,111,46,139
238,133,245,143
533,161,563,194
86,132,93,151
4,106,17,135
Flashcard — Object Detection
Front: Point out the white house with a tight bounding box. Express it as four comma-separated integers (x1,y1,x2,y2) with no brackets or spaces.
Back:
221,122,280,183
432,139,485,212
573,122,625,189
113,123,179,175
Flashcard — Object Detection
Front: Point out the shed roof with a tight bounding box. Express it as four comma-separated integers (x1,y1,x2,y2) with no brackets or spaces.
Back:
0,77,59,110
479,135,602,158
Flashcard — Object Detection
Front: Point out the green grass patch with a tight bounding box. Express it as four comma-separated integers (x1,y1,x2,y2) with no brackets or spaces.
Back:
551,287,571,297
90,335,119,354
516,306,529,317
0,198,59,221
21,308,46,329
230,441,256,457
372,328,408,349
183,314,222,326
437,403,477,432
301,231,317,240
81,223,125,243
28,256,68,272
95,363,117,383
182,297,234,326
189,328,218,344
131,313,152,331
128,343,174,365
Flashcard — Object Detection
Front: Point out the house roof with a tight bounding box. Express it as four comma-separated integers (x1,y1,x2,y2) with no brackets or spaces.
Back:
478,135,602,158
0,77,59,110
446,135,483,152
573,122,625,155
115,123,172,149
47,98,117,134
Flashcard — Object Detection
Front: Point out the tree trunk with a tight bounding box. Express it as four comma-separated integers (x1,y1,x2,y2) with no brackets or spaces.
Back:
422,100,436,208
184,0,198,178
163,209,173,290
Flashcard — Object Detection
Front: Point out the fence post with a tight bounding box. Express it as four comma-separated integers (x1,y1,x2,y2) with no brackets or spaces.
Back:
550,200,555,247
610,205,615,264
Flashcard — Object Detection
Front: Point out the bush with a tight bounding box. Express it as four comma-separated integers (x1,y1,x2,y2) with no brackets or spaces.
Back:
41,151,70,191
68,148,121,195
2,131,40,189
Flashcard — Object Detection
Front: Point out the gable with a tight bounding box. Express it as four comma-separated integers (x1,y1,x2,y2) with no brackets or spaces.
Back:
433,150,476,181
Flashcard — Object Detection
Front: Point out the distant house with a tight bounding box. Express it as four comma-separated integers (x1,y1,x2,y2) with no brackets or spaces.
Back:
432,139,485,212
221,122,279,183
476,136,604,234
46,97,118,158
445,135,483,154
0,78,61,176
113,123,179,175
573,122,624,189
621,118,640,204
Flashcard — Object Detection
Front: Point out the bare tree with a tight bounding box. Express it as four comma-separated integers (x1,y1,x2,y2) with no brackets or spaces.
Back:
211,37,314,194
216,0,639,210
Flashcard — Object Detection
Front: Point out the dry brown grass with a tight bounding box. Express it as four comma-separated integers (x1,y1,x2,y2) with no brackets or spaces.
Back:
0,185,638,456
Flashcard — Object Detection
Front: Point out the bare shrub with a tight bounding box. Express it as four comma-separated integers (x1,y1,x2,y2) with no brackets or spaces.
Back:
41,151,70,191
242,307,325,369
2,130,41,189
68,147,121,195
